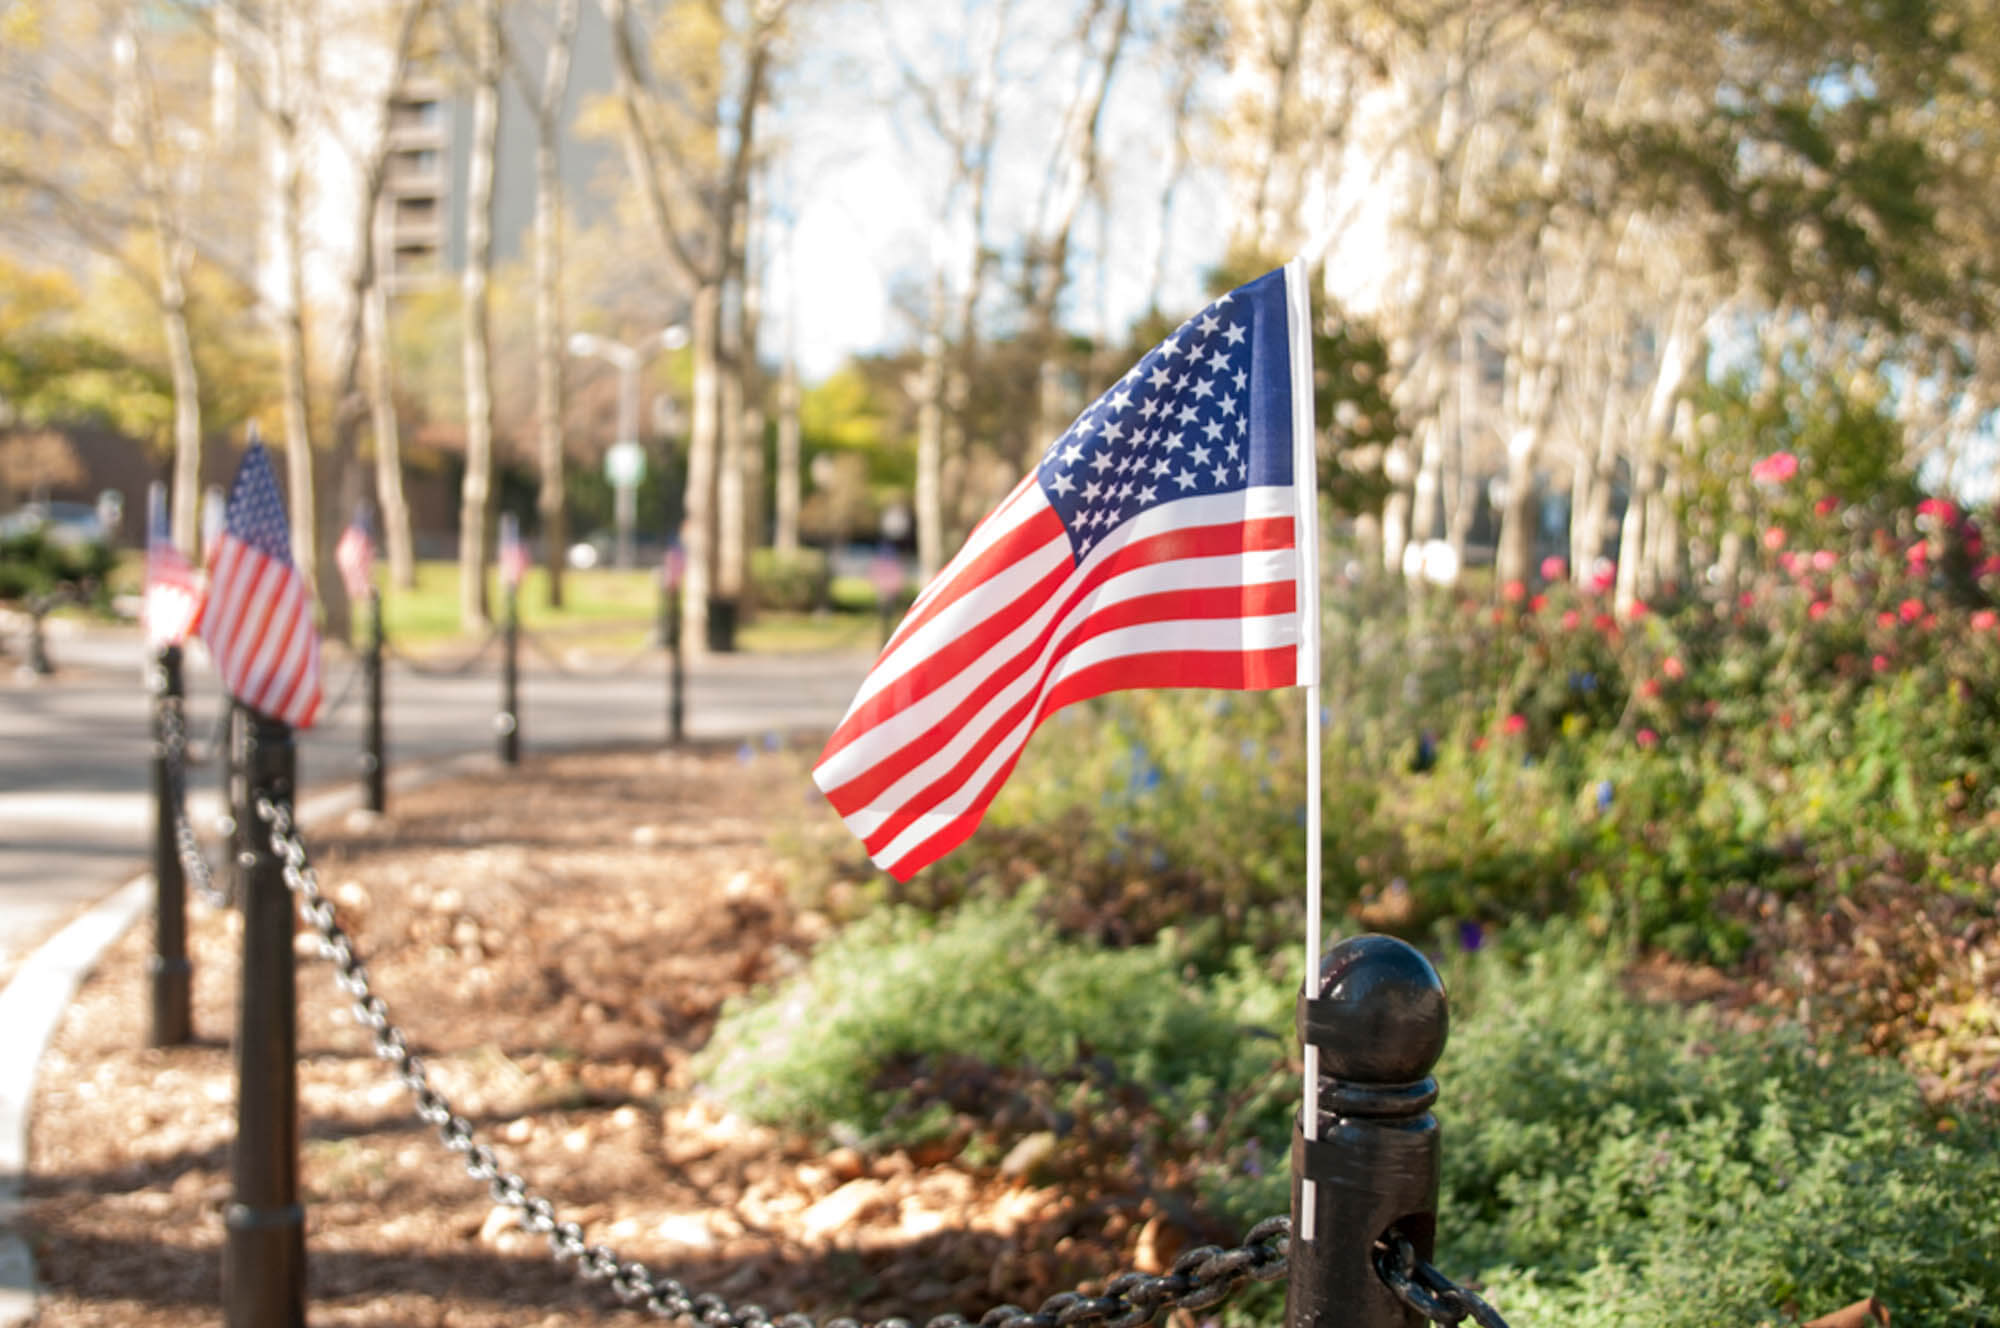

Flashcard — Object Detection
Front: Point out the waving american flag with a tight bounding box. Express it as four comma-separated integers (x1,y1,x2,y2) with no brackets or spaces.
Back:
197,439,323,729
813,262,1319,880
143,482,203,651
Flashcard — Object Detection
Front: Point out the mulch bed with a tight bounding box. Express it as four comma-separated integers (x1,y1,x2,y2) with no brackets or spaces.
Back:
26,745,1166,1327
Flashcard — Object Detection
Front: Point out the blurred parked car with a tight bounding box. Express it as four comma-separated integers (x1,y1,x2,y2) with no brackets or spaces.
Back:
0,501,112,551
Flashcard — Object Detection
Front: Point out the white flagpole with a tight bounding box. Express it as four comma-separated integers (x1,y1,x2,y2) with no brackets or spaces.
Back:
1283,257,1323,1242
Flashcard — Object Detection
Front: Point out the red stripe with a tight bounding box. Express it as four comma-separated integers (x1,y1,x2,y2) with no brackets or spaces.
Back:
822,514,1295,810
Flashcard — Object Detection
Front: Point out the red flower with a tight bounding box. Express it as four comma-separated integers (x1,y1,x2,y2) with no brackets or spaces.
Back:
1764,526,1787,551
1639,678,1662,700
1878,611,1898,630
1809,600,1832,621
1662,656,1685,680
1907,542,1930,568
1593,612,1616,634
1628,599,1650,620
1502,713,1528,737
1900,597,1925,624
1540,555,1568,581
1636,728,1660,749
1502,579,1527,604
1811,549,1838,572
1561,609,1581,631
1751,452,1800,484
1972,609,1998,632
1529,593,1548,612
1872,653,1891,673
1589,562,1617,594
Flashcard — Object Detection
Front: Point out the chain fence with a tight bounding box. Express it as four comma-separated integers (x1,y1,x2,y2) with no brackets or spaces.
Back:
148,727,1508,1328
520,627,664,679
384,629,502,677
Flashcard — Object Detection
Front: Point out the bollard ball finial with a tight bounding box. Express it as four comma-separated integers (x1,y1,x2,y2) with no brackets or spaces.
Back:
1303,934,1448,1086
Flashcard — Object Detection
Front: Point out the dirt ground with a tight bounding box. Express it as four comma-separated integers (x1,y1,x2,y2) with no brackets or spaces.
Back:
26,744,1178,1328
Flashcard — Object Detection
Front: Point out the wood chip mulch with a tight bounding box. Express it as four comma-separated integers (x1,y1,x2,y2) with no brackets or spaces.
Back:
26,744,1159,1327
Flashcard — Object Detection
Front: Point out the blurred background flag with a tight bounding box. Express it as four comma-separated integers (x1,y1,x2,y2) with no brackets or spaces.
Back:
335,503,376,602
143,481,202,651
196,439,323,729
813,261,1319,881
499,512,528,590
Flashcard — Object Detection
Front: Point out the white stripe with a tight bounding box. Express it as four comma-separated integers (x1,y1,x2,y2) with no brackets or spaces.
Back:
248,581,312,716
203,543,261,686
1284,258,1321,687
836,552,1299,841
226,556,288,701
865,612,1300,867
901,472,1043,622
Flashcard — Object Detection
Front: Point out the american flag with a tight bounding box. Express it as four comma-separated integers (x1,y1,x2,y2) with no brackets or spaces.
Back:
143,482,203,651
335,504,376,602
813,262,1319,880
498,512,528,590
196,441,323,729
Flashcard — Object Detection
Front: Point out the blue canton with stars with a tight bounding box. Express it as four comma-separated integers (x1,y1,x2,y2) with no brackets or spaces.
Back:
1035,267,1293,563
225,442,298,565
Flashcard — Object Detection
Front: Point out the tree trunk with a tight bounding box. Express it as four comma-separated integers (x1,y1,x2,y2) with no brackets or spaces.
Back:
457,0,501,632
774,346,800,554
680,282,723,654
915,321,946,580
533,125,567,606
364,280,416,590
160,282,203,559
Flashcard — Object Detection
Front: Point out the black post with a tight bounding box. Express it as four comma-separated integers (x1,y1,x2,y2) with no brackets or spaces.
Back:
220,701,246,905
1286,934,1448,1328
363,589,386,813
665,584,685,745
497,585,520,764
224,711,304,1328
148,646,192,1047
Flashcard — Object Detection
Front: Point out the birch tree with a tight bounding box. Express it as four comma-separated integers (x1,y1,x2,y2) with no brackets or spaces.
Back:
456,0,503,630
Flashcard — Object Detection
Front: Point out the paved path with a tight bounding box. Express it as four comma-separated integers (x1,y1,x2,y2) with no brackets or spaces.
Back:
0,617,874,1325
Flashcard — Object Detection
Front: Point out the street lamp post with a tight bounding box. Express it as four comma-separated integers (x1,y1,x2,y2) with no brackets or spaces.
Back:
568,325,688,569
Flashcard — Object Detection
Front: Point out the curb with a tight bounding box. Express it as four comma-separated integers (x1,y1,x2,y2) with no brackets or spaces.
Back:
0,749,498,1326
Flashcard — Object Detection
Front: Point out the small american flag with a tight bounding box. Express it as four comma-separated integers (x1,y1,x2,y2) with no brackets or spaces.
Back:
813,262,1319,880
143,482,203,651
335,504,376,602
498,512,528,590
197,440,323,729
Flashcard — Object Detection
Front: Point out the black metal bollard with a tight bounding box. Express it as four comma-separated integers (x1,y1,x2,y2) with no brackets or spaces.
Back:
148,646,192,1047
1286,934,1449,1328
224,711,304,1328
497,585,520,765
219,701,247,905
665,584,685,745
363,588,386,813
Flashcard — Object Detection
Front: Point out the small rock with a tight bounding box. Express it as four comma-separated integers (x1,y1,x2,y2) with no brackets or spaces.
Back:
633,825,660,847
825,1146,866,1181
799,1178,890,1242
478,1205,520,1244
998,1130,1059,1180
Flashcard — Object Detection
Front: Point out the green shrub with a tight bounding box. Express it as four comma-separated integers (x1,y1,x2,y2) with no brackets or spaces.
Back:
0,528,114,604
1204,932,2000,1326
749,547,831,613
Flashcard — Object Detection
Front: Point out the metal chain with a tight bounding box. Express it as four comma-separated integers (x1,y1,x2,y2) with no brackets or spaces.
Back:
521,627,662,678
317,660,366,723
250,792,1292,1328
1374,1232,1511,1328
153,679,234,910
386,628,502,677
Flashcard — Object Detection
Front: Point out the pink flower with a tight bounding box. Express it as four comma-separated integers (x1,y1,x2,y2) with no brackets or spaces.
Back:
1815,496,1840,517
1980,556,2000,578
1764,526,1788,551
1541,555,1568,581
1809,601,1832,621
1628,599,1650,620
1751,451,1800,484
1589,563,1617,594
1900,597,1925,624
1560,609,1581,631
1740,591,1757,608
1779,551,1800,575
1878,612,1898,630
1917,497,1960,527
1636,728,1660,750
1872,653,1891,673
1663,656,1685,680
1593,612,1617,634
1973,609,1998,633
1502,579,1527,604
1811,550,1838,572
1907,542,1930,568
1502,713,1528,737
1530,593,1548,613
1639,678,1662,700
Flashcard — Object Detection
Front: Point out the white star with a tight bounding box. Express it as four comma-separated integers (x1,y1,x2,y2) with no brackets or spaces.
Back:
1102,420,1126,446
1226,441,1242,460
1220,397,1239,418
1223,323,1246,345
1202,419,1224,442
1177,403,1200,425
1151,457,1172,478
1082,480,1103,501
1212,465,1230,485
1089,451,1113,473
1233,368,1247,391
1161,335,1184,358
1192,378,1216,401
1109,388,1133,412
1139,398,1160,419
1050,471,1075,495
1138,484,1157,503
1191,443,1213,466
1060,442,1083,466
1162,431,1186,452
1117,482,1134,500
1148,364,1171,389
1208,348,1231,373
1198,313,1219,335
1235,463,1247,482
1174,468,1197,490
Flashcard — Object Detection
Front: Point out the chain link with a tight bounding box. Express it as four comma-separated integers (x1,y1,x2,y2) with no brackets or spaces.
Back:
248,791,1293,1328
1374,1231,1511,1328
153,676,233,910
